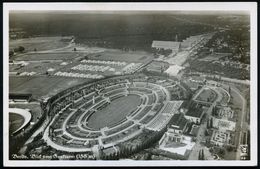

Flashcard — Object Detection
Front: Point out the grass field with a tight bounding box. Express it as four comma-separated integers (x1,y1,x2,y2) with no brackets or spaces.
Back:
9,36,70,52
9,113,25,133
14,52,85,61
9,76,90,99
10,61,65,74
87,94,141,129
88,49,153,63
195,88,217,103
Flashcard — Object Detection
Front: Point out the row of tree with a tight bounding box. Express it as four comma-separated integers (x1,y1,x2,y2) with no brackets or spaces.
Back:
206,117,214,129
9,46,25,58
100,128,166,160
198,149,205,160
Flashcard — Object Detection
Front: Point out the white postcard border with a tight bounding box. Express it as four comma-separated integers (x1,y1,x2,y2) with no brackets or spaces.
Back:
3,2,258,166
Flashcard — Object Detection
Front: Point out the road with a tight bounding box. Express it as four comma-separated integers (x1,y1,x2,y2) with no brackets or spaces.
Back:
232,88,247,160
188,85,222,160
221,83,248,160
187,82,248,160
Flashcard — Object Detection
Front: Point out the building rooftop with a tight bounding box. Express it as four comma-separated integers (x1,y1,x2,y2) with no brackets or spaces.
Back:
185,107,204,118
189,76,205,82
181,100,195,110
152,41,180,50
169,113,188,131
185,81,200,90
9,93,32,100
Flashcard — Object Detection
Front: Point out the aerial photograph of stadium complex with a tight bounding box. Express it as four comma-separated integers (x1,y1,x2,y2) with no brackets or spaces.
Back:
4,3,257,166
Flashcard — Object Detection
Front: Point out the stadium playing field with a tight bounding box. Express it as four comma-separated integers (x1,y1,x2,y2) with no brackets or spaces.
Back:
87,94,141,129
195,88,217,103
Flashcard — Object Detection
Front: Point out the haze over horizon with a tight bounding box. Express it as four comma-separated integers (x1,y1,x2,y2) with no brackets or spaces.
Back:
9,10,249,16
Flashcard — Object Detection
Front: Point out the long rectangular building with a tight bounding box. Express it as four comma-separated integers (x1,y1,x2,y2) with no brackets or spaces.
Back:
152,41,180,52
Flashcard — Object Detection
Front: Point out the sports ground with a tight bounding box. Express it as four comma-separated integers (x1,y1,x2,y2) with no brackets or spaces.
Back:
9,113,25,134
88,94,141,129
41,75,185,153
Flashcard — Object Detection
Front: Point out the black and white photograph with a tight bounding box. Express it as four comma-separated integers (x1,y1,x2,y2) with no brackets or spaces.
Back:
3,2,257,167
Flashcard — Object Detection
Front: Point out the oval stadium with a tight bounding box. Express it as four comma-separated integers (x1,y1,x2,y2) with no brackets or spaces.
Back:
42,74,187,157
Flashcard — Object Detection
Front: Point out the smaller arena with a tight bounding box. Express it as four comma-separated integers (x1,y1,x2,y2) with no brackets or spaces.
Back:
9,108,32,136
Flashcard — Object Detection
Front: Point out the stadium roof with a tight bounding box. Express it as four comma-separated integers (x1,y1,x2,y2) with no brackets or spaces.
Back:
152,41,180,50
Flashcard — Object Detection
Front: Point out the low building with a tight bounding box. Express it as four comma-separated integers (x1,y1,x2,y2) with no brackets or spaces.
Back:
9,93,32,102
158,132,195,158
180,41,193,50
212,117,236,132
152,41,180,53
158,113,195,158
189,76,206,84
166,113,189,143
168,113,188,134
206,80,219,87
212,106,236,131
210,130,233,146
212,106,235,121
184,107,205,124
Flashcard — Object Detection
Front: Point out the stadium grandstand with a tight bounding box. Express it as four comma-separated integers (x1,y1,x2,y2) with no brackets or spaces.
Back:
40,74,188,156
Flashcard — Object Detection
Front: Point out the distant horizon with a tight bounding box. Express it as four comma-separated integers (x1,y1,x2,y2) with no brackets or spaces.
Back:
9,10,250,16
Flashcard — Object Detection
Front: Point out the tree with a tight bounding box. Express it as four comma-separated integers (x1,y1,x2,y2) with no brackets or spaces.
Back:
205,129,209,136
18,46,25,52
146,153,152,160
9,50,14,58
14,46,25,53
201,149,205,160
198,149,205,160
226,146,233,152
125,146,130,157
198,150,202,160
210,117,214,128
219,148,225,156
212,106,216,116
207,119,210,128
